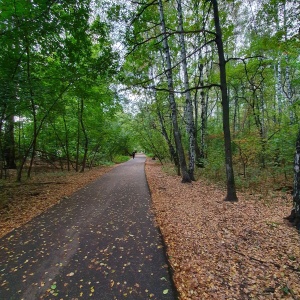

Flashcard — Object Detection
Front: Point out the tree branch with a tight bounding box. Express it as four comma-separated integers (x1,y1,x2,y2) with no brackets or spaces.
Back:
126,28,216,55
145,83,221,94
226,55,265,64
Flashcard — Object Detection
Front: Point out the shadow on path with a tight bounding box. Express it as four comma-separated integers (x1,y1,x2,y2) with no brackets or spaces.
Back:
0,154,176,299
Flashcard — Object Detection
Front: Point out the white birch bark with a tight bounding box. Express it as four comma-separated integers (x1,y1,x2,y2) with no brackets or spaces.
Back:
274,62,283,123
285,55,295,123
293,129,300,227
176,0,196,180
157,0,191,183
199,62,207,167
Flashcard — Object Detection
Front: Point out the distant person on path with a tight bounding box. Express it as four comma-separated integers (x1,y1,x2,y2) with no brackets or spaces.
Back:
132,151,136,159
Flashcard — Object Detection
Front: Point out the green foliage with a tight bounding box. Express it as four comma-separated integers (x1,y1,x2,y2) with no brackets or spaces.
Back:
113,155,130,164
0,0,128,179
0,0,299,190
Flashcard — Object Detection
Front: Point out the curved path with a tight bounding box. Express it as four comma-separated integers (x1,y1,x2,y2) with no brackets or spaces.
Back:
0,154,176,299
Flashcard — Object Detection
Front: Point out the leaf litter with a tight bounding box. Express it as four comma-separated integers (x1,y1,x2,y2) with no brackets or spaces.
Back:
1,160,299,299
145,159,300,300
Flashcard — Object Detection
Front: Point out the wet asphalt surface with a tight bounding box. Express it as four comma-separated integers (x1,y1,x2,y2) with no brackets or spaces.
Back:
0,154,176,299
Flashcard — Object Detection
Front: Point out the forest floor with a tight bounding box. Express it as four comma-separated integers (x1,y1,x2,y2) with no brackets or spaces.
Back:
0,159,300,300
145,159,300,300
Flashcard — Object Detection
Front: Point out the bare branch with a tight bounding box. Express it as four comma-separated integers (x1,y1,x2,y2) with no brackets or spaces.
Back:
126,28,215,56
144,83,221,93
226,55,265,64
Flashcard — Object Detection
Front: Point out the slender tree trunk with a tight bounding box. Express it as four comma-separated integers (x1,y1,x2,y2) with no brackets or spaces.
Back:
285,55,295,124
26,40,37,179
211,0,238,201
17,77,71,180
193,79,201,167
75,99,80,172
79,98,88,173
199,90,207,168
177,0,196,180
62,114,71,171
4,113,17,169
150,70,180,173
282,2,295,124
232,85,240,135
275,62,283,124
193,13,202,168
251,90,267,169
157,0,191,183
259,91,266,168
157,108,180,174
89,144,101,168
199,62,207,168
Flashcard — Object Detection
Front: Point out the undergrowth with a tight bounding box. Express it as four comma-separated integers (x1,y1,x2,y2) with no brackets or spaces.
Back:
159,160,293,202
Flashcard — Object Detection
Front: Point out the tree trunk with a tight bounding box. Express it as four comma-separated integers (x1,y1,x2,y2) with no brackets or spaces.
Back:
79,98,88,173
4,113,17,169
177,0,196,180
26,39,37,180
157,0,191,183
199,64,207,168
211,0,238,201
287,128,300,229
275,62,283,124
75,99,80,172
157,108,180,174
63,114,71,171
285,55,295,124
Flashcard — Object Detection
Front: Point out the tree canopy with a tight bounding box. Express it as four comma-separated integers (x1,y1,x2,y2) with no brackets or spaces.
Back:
0,0,299,203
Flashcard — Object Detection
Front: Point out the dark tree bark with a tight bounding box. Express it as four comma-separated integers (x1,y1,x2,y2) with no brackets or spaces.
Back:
288,129,300,228
157,0,191,183
211,0,238,201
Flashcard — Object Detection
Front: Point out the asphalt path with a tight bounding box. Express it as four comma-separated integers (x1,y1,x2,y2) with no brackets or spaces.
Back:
0,154,176,299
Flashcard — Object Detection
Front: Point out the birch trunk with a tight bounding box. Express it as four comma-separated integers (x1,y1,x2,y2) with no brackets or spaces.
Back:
177,0,195,180
275,62,283,123
157,0,191,183
199,76,207,168
282,2,295,123
285,56,295,124
291,128,300,229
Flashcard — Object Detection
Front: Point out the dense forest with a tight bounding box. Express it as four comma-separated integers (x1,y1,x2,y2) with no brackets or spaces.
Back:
0,1,299,204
